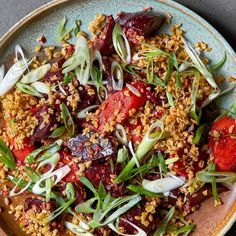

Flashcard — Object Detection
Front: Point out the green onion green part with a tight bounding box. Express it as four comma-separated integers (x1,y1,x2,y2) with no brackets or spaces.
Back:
0,139,16,170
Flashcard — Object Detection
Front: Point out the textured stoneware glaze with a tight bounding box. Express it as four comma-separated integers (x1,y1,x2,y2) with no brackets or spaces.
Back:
0,0,235,235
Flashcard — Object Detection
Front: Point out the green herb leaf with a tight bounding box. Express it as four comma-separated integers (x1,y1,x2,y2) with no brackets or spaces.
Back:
49,126,66,138
61,102,75,137
208,163,220,204
168,224,195,236
0,139,16,170
73,20,81,37
63,72,76,85
165,55,174,85
127,185,164,197
192,124,207,144
45,197,76,223
16,82,42,97
210,52,227,72
154,207,175,236
158,153,167,174
57,17,72,42
166,90,174,107
79,177,98,197
172,53,181,88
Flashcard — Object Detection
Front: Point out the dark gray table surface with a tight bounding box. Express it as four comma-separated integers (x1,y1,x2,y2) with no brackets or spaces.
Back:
0,0,235,235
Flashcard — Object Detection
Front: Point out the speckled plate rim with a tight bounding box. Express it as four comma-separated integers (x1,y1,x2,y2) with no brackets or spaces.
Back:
0,0,235,235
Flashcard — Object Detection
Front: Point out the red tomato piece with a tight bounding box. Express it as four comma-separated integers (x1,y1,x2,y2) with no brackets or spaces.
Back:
10,138,35,164
57,150,81,184
124,117,143,143
209,116,236,172
95,81,148,132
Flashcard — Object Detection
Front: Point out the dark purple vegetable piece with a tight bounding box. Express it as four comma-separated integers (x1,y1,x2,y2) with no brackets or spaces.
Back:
77,85,96,111
44,70,64,85
85,163,124,197
67,133,116,162
119,205,151,234
116,11,165,38
93,15,115,55
31,106,56,142
182,184,228,214
25,197,55,212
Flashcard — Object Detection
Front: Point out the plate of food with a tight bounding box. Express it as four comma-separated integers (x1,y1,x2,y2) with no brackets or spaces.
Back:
0,0,235,235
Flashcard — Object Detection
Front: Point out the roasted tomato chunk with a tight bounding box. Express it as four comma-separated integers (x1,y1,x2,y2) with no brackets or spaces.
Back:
93,81,148,132
9,138,35,164
209,116,236,171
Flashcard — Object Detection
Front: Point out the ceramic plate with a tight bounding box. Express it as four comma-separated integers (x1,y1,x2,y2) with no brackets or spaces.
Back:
0,0,235,235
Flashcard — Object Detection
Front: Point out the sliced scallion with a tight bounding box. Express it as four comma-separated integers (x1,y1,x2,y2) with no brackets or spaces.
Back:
115,120,166,184
127,185,164,197
50,126,66,138
210,52,227,72
166,90,174,107
111,61,124,90
0,58,32,97
112,24,131,63
57,16,72,42
154,207,175,236
77,105,99,119
16,82,43,97
192,124,206,144
196,171,236,183
61,102,75,137
0,139,16,170
20,64,50,84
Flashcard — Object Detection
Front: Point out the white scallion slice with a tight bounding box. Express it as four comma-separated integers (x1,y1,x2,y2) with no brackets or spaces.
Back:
9,176,32,197
112,24,131,63
142,175,185,194
128,141,139,168
20,64,50,84
36,153,60,174
115,124,128,146
62,36,90,85
0,65,5,82
90,49,103,75
77,105,99,119
126,83,141,97
31,81,50,95
111,61,124,90
15,44,28,69
0,59,32,96
108,218,147,236
32,165,71,195
16,82,43,97
115,120,167,184
201,85,235,108
65,221,92,236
